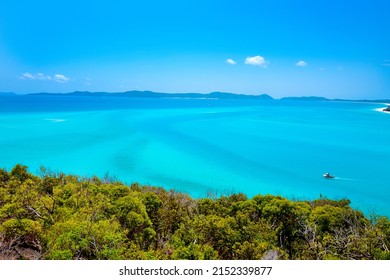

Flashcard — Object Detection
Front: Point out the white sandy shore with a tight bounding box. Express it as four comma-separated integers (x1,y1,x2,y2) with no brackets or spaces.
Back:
375,106,390,114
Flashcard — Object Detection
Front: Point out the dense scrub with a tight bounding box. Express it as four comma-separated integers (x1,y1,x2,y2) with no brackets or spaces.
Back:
0,164,389,260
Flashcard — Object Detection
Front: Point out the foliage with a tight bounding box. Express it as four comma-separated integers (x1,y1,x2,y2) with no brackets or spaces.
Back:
0,164,389,260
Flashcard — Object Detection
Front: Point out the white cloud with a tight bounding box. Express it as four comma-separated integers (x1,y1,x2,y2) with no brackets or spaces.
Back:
245,55,268,67
226,58,237,65
54,74,70,83
21,72,35,80
37,73,52,80
20,72,69,82
296,60,307,67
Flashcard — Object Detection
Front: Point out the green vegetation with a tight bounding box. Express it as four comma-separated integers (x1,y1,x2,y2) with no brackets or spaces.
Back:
1,164,389,260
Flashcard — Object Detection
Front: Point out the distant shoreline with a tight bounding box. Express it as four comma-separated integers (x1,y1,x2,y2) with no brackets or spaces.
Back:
375,105,390,114
2,91,390,104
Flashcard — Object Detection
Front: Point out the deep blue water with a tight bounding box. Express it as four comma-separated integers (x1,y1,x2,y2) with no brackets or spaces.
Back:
1,95,389,217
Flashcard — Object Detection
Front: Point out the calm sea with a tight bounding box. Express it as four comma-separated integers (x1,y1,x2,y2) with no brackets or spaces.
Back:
1,95,389,217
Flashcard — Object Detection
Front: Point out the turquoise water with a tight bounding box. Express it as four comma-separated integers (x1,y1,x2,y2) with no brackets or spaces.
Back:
1,95,389,217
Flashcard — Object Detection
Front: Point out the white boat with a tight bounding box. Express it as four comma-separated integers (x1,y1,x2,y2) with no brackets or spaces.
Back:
323,172,335,179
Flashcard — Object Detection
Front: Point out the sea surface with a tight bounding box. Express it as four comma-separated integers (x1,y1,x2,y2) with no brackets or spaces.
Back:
1,95,389,217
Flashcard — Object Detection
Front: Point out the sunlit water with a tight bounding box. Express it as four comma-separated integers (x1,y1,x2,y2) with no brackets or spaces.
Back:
1,95,389,217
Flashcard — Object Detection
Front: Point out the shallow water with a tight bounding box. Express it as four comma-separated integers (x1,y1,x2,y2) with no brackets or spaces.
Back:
1,95,389,217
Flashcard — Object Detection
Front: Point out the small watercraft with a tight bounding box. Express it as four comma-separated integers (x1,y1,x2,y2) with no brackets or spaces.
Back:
323,173,335,179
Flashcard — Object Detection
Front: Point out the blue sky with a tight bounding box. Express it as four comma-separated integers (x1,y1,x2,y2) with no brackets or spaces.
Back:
0,0,389,98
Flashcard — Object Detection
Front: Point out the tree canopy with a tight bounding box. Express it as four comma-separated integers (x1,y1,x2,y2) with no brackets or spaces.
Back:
0,164,389,260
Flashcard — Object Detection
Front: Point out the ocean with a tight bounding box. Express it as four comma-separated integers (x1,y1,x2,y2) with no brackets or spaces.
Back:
1,95,389,217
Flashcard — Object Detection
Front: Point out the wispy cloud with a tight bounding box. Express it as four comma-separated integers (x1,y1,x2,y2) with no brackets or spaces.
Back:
383,60,390,67
226,58,237,65
20,72,70,83
21,72,51,80
21,72,35,80
36,73,52,80
54,74,70,83
295,60,307,67
85,78,92,86
245,55,268,67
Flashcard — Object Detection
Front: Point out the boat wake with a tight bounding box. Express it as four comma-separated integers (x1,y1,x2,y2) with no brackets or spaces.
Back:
333,177,358,181
45,118,66,123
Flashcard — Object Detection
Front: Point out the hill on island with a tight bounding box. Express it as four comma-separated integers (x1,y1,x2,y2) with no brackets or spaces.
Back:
2,91,389,103
29,91,274,100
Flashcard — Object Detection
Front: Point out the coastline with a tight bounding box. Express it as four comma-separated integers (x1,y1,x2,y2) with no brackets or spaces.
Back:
375,104,390,114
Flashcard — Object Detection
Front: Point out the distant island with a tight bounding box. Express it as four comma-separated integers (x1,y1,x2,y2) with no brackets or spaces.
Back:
0,92,16,96
280,96,329,101
1,91,390,104
28,91,274,100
